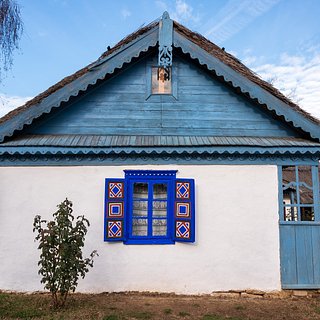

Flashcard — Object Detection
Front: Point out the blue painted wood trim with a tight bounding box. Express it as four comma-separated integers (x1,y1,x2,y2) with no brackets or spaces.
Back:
312,166,320,222
0,154,318,166
279,164,320,223
174,178,195,243
158,12,173,67
173,31,320,141
122,169,177,244
124,178,175,245
0,28,159,143
278,166,284,222
282,284,320,289
295,166,302,221
0,146,319,156
145,59,178,100
124,238,174,245
104,178,127,242
280,222,320,226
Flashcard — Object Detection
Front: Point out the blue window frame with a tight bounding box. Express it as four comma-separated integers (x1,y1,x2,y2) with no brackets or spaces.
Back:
104,170,195,244
145,58,178,100
279,165,320,223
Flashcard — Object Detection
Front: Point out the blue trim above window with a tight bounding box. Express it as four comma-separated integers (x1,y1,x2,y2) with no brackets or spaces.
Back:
124,170,177,177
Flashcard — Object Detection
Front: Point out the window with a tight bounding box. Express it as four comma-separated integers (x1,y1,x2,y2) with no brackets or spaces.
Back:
151,67,172,94
104,170,195,244
279,165,319,222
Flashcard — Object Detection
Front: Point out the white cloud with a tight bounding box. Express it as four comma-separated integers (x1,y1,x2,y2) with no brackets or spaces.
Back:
155,0,167,11
203,0,280,44
171,0,196,22
0,94,32,118
121,8,132,20
245,52,320,120
155,0,199,24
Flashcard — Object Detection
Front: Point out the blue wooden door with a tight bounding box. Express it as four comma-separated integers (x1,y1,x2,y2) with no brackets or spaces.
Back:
279,165,320,289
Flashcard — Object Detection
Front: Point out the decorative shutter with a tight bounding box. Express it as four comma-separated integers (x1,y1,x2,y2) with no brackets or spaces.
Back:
104,179,126,242
174,179,195,243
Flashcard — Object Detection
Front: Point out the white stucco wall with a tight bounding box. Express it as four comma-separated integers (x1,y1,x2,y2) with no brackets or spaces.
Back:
0,165,281,293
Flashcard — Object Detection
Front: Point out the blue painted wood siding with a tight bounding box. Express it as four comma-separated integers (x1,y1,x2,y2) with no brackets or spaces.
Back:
280,224,320,288
29,54,299,137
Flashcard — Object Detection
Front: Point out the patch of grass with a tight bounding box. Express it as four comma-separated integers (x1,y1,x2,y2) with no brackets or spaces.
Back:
178,311,190,317
0,293,8,302
315,306,320,314
11,309,44,319
163,308,172,314
0,293,47,319
129,311,153,319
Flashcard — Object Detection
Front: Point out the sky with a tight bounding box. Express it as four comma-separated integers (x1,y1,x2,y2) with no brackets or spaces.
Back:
0,0,320,120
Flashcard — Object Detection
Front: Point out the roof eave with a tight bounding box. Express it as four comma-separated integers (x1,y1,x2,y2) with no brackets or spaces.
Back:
1,145,319,156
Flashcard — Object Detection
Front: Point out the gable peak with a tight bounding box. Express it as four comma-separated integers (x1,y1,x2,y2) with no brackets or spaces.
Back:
162,11,170,20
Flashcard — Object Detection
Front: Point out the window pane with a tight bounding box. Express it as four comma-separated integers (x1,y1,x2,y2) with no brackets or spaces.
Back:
152,219,167,236
298,166,313,204
283,189,298,205
133,200,148,217
298,166,312,185
152,201,167,217
301,207,315,221
133,183,148,199
153,183,167,199
282,166,295,185
132,218,148,236
284,206,298,221
152,67,171,94
299,185,313,204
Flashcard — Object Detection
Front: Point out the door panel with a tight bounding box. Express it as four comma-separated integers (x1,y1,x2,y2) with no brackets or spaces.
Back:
280,224,320,289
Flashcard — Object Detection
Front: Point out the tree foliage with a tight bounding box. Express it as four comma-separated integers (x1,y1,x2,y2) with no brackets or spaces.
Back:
33,199,98,308
0,0,23,79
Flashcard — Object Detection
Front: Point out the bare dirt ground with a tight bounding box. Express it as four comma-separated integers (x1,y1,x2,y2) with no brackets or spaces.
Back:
1,292,320,320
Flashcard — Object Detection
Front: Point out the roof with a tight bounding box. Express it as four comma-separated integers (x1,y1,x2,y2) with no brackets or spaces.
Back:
0,135,319,157
0,12,319,158
2,20,319,128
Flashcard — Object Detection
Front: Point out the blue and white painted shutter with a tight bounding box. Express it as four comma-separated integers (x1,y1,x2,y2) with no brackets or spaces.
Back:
174,179,195,242
104,179,126,241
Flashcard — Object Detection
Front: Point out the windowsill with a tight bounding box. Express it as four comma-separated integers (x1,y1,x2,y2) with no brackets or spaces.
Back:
151,92,172,95
124,238,175,245
145,92,177,101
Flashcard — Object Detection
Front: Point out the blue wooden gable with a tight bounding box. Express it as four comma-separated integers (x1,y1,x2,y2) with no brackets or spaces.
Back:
27,54,299,138
0,12,319,164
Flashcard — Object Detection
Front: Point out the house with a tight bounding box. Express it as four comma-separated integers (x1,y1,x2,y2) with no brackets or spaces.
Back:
0,12,320,294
